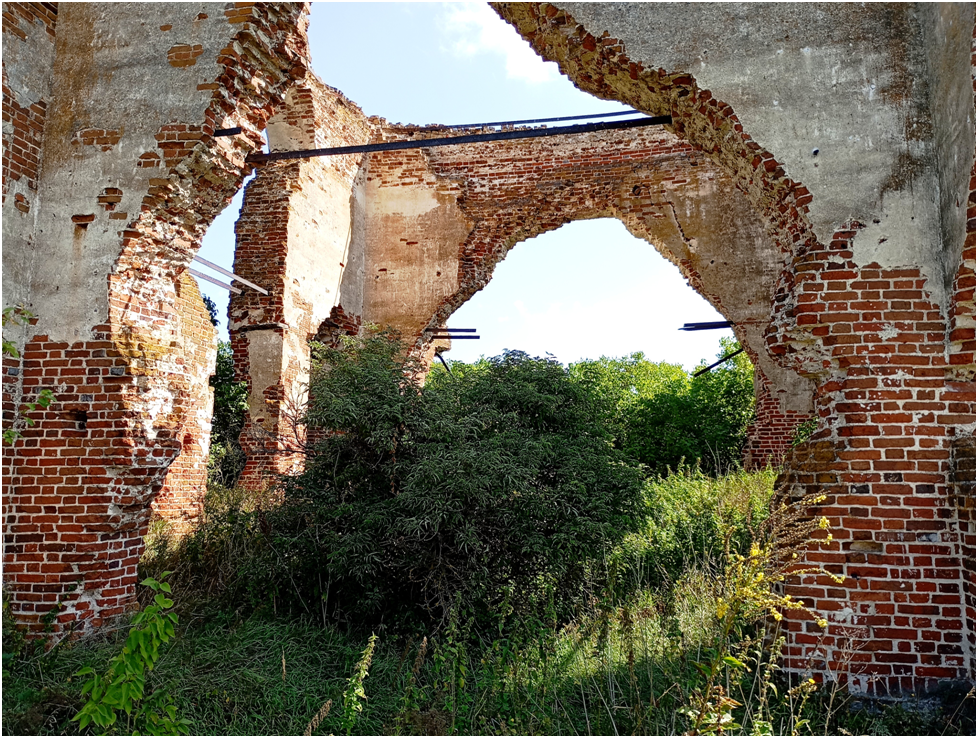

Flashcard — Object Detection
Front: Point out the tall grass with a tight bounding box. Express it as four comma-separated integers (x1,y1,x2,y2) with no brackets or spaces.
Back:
3,469,973,736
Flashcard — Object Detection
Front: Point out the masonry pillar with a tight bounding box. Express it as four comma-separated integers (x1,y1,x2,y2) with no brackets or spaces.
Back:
2,2,309,632
231,77,372,490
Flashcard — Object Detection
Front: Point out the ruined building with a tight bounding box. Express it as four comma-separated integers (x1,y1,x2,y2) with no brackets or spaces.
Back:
2,2,975,696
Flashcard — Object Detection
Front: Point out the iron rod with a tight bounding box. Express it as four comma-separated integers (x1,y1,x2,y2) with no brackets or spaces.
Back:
693,347,745,377
188,268,241,294
192,255,269,295
680,321,733,331
433,109,642,130
247,116,672,164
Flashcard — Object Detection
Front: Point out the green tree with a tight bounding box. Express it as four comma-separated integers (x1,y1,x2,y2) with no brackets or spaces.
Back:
208,341,248,487
277,330,646,624
571,340,755,476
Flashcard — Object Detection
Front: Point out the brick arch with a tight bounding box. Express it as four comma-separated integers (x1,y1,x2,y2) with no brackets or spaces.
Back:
357,123,817,468
3,2,311,632
489,3,825,375
490,1,976,695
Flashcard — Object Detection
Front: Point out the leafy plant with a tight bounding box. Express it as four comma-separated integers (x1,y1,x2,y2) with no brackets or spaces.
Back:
72,575,190,735
571,339,755,476
208,340,248,487
792,416,819,446
281,331,645,624
2,305,56,445
681,490,844,735
341,633,377,735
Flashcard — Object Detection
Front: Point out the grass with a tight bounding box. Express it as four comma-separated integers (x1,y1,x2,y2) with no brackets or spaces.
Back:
3,469,974,736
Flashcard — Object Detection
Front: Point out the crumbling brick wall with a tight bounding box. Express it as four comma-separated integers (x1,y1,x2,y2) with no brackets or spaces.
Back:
490,0,976,695
149,272,217,535
230,74,373,490
3,0,973,699
232,111,814,483
2,2,310,632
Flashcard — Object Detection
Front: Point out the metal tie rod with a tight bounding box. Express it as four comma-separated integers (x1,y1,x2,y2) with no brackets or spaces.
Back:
246,116,672,165
192,255,269,295
680,321,733,331
433,109,643,130
693,347,745,377
188,268,241,295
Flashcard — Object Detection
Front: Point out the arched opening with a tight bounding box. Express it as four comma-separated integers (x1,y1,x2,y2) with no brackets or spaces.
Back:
442,217,730,368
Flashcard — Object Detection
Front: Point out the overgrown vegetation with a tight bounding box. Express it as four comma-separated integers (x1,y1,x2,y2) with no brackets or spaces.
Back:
571,337,755,476
4,331,972,736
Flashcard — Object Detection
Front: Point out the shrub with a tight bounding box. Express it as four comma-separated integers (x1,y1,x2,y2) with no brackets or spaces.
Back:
607,467,777,597
208,341,248,487
571,339,755,476
270,331,646,625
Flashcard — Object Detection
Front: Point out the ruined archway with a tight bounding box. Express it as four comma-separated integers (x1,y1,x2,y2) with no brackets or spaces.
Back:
2,2,310,631
3,1,973,697
230,103,816,488
488,1,976,695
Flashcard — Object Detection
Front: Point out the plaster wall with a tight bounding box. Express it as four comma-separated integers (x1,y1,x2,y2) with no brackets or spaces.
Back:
558,2,971,314
1,3,57,316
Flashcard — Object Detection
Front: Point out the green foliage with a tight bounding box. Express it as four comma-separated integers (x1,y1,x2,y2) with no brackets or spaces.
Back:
792,416,819,446
201,295,219,328
341,634,378,734
208,341,248,487
2,305,56,445
2,592,31,678
280,330,645,624
7,471,975,737
612,467,777,591
571,338,755,476
72,575,190,735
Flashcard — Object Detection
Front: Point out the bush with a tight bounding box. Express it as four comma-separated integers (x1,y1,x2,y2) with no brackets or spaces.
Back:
573,339,755,476
607,467,777,596
208,341,248,488
250,331,647,626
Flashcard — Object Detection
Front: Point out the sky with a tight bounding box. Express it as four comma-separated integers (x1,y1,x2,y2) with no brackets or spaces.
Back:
195,2,731,370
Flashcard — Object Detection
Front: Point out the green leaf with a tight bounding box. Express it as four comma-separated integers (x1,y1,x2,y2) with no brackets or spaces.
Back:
153,593,174,609
722,655,748,670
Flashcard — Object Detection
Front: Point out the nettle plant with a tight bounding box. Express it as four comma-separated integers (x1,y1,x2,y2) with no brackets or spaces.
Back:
72,575,191,736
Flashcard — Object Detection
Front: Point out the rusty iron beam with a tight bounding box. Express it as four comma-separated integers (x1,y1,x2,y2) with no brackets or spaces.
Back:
246,115,672,164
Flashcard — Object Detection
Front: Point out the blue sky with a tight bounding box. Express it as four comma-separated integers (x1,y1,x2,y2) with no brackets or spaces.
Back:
195,2,730,369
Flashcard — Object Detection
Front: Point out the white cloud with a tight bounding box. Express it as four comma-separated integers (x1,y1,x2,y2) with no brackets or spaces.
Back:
439,2,560,84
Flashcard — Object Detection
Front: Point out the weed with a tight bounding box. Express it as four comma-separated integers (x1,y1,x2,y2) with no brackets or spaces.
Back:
72,574,190,735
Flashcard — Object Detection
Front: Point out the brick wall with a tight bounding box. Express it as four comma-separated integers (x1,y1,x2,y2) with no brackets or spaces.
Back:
492,1,976,695
150,272,217,535
744,367,813,470
234,109,811,485
3,0,972,696
3,2,311,633
1,2,55,201
231,76,373,489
